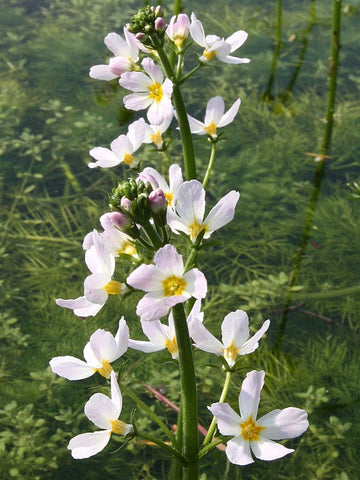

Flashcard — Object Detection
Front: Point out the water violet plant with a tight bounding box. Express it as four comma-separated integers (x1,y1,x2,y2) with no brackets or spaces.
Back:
49,3,310,478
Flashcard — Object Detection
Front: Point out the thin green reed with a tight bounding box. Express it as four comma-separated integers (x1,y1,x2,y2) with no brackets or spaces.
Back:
275,0,342,350
263,0,282,100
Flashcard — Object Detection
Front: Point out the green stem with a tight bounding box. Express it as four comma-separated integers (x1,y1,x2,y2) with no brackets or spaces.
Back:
120,383,178,447
141,219,164,249
156,45,197,181
135,431,186,465
202,371,232,447
172,303,199,478
202,142,217,189
275,0,342,350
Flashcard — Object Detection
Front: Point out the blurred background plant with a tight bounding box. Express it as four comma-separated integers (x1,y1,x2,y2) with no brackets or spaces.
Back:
1,0,359,478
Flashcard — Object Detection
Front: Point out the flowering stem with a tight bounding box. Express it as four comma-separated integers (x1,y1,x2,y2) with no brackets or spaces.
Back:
141,219,164,249
172,302,199,478
202,141,217,189
155,45,197,181
202,370,232,447
135,431,187,465
120,382,178,447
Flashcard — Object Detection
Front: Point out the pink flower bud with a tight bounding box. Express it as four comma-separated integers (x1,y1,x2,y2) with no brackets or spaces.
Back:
100,211,130,231
120,197,132,211
149,188,167,213
155,17,165,32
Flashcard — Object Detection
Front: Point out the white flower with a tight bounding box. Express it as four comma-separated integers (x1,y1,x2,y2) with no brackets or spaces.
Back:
129,302,201,359
189,13,250,64
89,28,140,81
167,180,240,242
143,113,173,149
68,371,132,459
119,57,173,124
56,230,126,317
189,310,270,367
88,118,146,169
187,96,241,139
166,13,190,49
50,318,129,380
208,370,309,465
139,164,184,209
126,244,207,322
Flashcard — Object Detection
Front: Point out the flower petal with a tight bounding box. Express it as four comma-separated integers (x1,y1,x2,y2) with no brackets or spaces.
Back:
68,430,111,459
55,296,103,317
221,310,249,348
251,437,294,461
240,319,270,355
226,30,248,52
154,244,184,276
49,356,95,380
204,190,240,236
88,146,121,169
226,436,254,465
89,65,117,81
216,98,241,128
239,370,265,420
208,402,242,436
85,392,119,429
204,96,225,125
188,318,223,354
258,407,309,440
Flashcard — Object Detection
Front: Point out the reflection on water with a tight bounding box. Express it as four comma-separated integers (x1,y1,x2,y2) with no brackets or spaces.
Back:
1,0,360,479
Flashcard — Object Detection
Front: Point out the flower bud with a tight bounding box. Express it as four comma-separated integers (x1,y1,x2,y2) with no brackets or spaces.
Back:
149,188,167,226
155,17,165,32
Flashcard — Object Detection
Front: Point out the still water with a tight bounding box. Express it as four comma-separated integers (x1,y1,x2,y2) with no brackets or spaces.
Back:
1,0,359,479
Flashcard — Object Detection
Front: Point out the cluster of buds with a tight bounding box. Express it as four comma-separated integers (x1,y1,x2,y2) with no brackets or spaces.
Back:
127,5,165,46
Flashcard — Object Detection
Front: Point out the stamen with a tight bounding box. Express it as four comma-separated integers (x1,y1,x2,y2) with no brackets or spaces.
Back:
123,153,135,165
97,360,112,378
240,415,265,442
104,280,123,295
148,81,164,102
202,49,216,62
162,275,187,296
223,341,239,366
165,337,178,358
188,220,207,241
150,131,163,148
164,191,174,206
111,419,132,435
204,121,217,137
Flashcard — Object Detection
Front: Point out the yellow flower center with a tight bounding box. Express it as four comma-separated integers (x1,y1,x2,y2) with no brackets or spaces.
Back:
204,121,217,137
104,280,123,295
111,419,130,435
148,81,163,102
150,130,163,148
202,49,216,62
189,220,207,242
96,360,112,378
222,341,239,366
118,241,137,257
162,275,187,297
165,336,178,357
164,191,174,206
123,153,135,165
240,415,265,442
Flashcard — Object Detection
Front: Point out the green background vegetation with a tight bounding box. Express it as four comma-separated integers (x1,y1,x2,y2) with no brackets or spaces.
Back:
1,0,359,478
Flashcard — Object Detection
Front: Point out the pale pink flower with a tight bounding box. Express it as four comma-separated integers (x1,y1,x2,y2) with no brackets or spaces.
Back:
88,118,146,169
189,13,250,64
167,180,240,242
208,370,309,465
50,318,129,380
187,96,241,139
139,164,184,209
166,13,190,49
126,244,207,321
119,57,173,124
189,310,270,367
68,371,132,459
89,28,140,81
